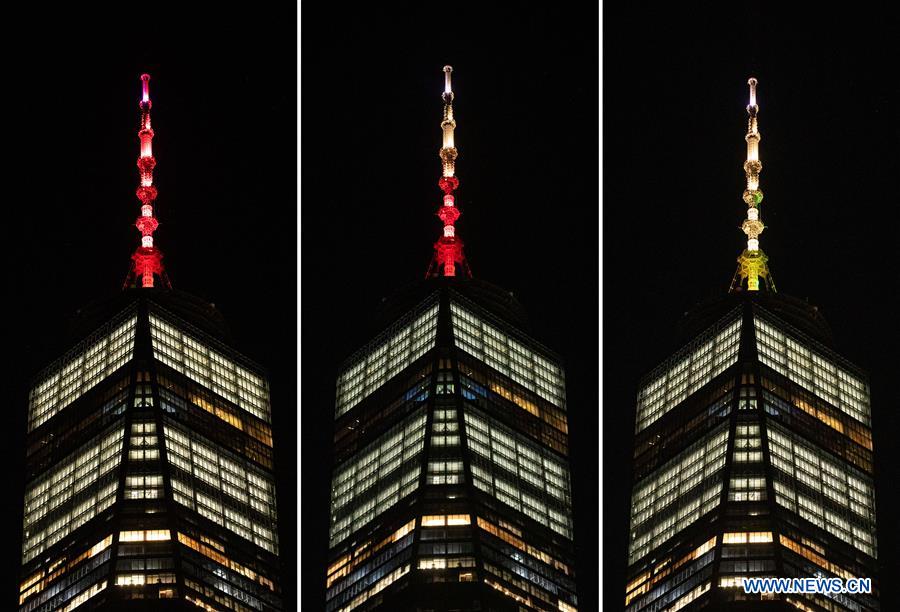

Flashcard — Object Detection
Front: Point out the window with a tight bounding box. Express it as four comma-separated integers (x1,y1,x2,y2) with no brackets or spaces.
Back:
119,530,171,542
421,514,471,527
755,315,869,425
150,313,270,422
29,314,137,431
329,410,427,546
636,313,741,432
164,422,279,553
628,424,729,564
451,302,565,408
464,408,573,539
767,423,877,557
335,299,439,418
22,426,125,563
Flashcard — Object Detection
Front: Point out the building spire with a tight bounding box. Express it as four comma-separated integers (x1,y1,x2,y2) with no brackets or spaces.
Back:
731,77,775,292
125,73,170,289
426,65,471,278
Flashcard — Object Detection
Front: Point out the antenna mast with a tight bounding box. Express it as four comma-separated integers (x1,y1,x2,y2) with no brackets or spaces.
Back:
731,77,775,292
426,66,471,278
125,73,170,289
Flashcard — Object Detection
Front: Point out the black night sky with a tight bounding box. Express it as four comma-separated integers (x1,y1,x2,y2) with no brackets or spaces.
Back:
2,4,898,612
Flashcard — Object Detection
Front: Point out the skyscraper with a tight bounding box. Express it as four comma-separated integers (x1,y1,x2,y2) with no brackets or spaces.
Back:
624,79,879,610
325,68,579,612
18,75,283,611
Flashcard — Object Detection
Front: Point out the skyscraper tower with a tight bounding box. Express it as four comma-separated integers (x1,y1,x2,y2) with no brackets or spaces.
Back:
325,68,579,611
624,79,879,610
18,75,283,611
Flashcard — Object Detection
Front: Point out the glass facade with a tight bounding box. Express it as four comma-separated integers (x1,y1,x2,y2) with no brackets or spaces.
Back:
335,300,439,419
327,288,577,611
626,300,880,611
463,406,573,539
628,424,729,564
325,520,416,612
636,313,741,432
22,424,125,564
20,297,284,611
767,422,877,557
329,409,428,547
164,421,279,554
754,315,870,425
450,301,566,408
28,315,136,431
150,313,271,422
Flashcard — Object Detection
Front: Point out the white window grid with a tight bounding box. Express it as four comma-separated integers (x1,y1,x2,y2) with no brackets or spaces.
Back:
149,314,270,422
22,426,124,563
450,302,566,408
754,316,870,425
329,411,427,546
627,425,729,563
163,424,278,553
463,408,572,539
636,314,742,433
766,423,877,557
335,303,439,419
28,316,137,431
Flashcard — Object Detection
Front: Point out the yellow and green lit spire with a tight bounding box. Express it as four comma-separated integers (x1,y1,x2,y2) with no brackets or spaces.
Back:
731,77,776,292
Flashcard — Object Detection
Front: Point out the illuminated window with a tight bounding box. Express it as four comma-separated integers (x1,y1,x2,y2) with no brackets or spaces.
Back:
119,529,170,542
722,531,772,544
729,476,767,501
116,574,145,586
19,536,112,606
62,581,107,611
427,460,464,485
431,408,460,448
150,313,270,422
464,408,573,538
421,514,471,527
419,557,447,569
733,424,763,463
22,426,125,563
164,423,278,553
451,302,565,408
29,314,137,431
329,410,426,547
636,313,741,432
485,578,533,607
767,423,876,557
669,582,710,611
124,474,164,499
477,517,570,577
755,315,869,424
628,425,729,563
335,299,439,418
332,564,410,611
325,520,414,591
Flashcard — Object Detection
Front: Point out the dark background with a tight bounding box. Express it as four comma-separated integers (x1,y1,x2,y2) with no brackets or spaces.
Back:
3,4,896,612
604,4,899,611
3,6,297,610
301,5,599,611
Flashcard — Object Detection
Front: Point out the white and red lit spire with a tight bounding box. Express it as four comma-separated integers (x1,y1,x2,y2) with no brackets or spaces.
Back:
731,77,775,292
126,73,170,289
427,65,471,278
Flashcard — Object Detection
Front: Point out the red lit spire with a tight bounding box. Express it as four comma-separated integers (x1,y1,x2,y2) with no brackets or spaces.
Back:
125,73,170,289
426,66,471,278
